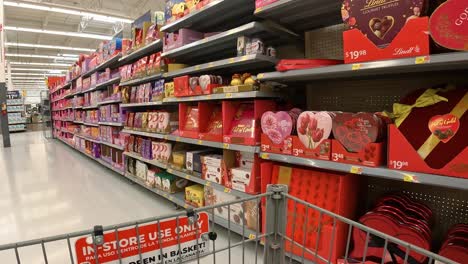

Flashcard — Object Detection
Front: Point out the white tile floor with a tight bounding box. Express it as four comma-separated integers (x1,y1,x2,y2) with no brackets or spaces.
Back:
0,131,264,264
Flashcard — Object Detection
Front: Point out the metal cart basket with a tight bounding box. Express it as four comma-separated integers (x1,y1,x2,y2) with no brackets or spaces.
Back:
0,185,457,264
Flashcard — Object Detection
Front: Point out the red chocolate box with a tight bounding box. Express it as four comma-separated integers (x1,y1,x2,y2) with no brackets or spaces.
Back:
341,0,428,48
388,87,468,177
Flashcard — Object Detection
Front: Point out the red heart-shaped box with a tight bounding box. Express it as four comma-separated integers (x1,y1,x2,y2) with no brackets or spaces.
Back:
352,211,431,263
430,0,468,51
332,112,383,153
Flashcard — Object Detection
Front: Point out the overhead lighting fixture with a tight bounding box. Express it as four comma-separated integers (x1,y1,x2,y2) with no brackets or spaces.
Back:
5,26,112,40
9,78,46,80
6,54,77,61
4,0,133,23
11,73,65,76
5,42,94,52
12,68,67,72
10,62,71,67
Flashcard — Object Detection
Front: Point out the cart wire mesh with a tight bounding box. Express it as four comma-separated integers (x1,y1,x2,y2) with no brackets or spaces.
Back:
0,185,457,264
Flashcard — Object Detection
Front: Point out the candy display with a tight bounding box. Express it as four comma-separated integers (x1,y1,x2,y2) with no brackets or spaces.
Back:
430,0,468,51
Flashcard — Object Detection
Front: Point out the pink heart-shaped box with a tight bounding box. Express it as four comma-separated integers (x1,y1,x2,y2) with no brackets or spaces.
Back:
296,111,332,149
261,111,293,144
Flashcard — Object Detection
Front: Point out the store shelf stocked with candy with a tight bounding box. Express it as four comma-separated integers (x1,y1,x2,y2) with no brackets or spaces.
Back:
47,1,467,263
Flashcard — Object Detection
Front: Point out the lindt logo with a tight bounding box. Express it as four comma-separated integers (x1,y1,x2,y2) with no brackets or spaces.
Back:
455,7,468,26
393,45,421,55
364,0,393,8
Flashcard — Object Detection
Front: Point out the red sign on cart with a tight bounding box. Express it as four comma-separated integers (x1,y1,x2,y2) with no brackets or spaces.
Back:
75,212,210,264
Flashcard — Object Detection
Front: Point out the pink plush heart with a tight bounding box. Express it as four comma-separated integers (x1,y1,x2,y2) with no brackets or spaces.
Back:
261,111,293,144
296,111,332,149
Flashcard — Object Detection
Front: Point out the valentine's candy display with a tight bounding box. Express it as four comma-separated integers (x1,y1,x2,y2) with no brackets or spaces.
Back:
47,3,468,264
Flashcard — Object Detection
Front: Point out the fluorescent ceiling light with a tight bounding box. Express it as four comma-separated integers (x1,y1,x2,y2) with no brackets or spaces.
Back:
59,53,79,57
10,62,71,67
11,73,64,76
5,26,112,40
5,42,94,52
12,68,67,72
4,0,133,23
6,54,77,61
7,76,45,81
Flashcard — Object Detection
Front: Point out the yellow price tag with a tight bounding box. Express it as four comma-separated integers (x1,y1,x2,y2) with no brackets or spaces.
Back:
257,73,265,79
206,94,211,99
169,197,174,202
206,181,212,186
260,153,270,159
229,58,236,64
255,7,263,13
241,56,248,61
223,143,230,149
163,73,168,78
403,174,419,183
224,188,231,193
225,93,232,98
350,166,363,174
197,140,203,145
248,234,256,239
176,137,181,142
184,204,188,209
185,175,191,180
167,168,173,173
208,62,214,68
195,66,201,70
415,56,430,64
351,64,361,70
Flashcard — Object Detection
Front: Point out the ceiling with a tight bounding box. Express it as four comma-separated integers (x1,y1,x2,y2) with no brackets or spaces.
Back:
5,0,165,89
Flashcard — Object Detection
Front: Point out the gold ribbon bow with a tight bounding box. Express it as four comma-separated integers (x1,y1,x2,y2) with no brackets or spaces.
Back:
392,88,449,127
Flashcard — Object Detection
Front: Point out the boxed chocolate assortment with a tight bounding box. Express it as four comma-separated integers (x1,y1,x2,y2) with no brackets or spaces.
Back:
186,149,214,173
342,0,428,48
158,172,189,193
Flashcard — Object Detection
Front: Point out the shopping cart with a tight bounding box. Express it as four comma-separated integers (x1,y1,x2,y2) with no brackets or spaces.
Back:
0,185,457,264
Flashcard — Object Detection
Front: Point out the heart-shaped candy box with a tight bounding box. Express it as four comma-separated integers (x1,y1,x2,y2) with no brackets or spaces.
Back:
261,111,294,145
341,0,427,48
296,111,332,149
332,112,383,153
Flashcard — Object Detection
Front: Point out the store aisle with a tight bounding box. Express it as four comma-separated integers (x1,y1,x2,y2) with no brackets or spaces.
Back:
0,132,262,264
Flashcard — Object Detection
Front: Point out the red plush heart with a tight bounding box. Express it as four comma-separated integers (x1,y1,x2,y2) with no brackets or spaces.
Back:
332,112,382,153
430,0,468,51
429,114,460,143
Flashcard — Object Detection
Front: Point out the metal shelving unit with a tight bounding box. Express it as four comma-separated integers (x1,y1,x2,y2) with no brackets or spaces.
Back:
161,0,254,33
257,52,468,82
98,121,123,127
82,54,122,78
161,21,299,62
82,105,99,110
120,73,163,87
120,101,164,108
254,0,341,32
97,99,122,105
166,168,253,199
123,151,168,169
163,91,280,103
75,134,100,144
259,153,468,191
164,54,278,79
119,40,163,65
100,141,125,150
121,129,260,153
82,122,99,127
94,76,121,90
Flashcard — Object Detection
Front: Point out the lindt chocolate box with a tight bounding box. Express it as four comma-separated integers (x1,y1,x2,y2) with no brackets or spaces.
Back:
341,0,427,48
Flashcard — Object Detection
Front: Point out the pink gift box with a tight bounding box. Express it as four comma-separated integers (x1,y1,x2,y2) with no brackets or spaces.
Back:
163,29,204,52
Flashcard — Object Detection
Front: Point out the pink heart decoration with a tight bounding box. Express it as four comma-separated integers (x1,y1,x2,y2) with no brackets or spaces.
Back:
261,111,293,144
296,111,332,149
